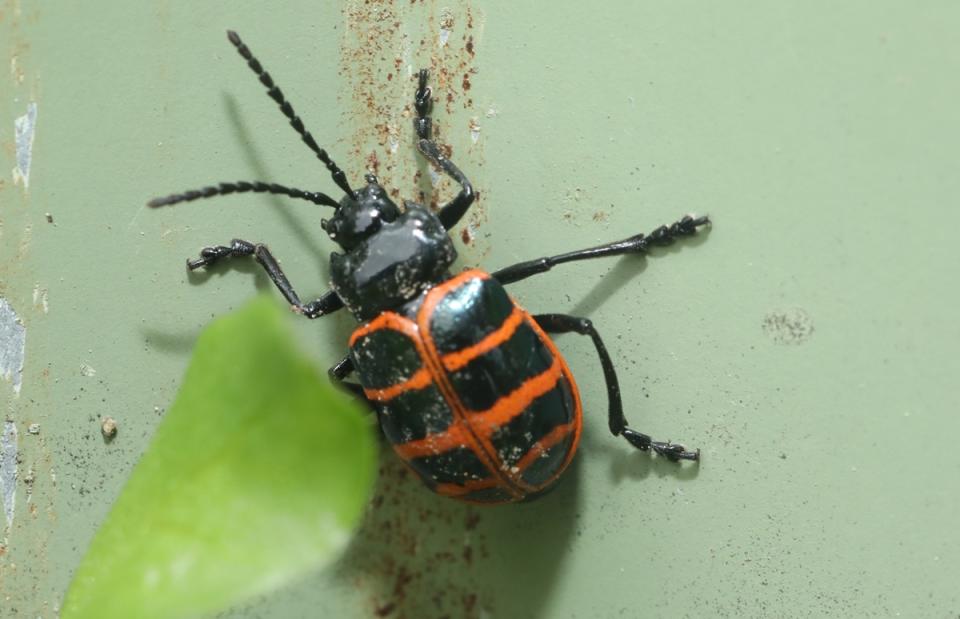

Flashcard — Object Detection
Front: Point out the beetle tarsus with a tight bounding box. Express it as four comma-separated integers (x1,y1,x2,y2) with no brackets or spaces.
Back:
622,428,699,462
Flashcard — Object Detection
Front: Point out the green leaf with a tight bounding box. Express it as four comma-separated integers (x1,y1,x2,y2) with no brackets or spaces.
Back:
62,296,377,619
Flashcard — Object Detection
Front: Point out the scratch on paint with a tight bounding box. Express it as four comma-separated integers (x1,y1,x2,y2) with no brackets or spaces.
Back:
0,299,26,396
1,421,17,529
13,102,38,188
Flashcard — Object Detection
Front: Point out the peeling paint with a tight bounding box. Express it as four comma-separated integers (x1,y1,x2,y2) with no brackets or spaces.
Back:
438,9,454,47
13,102,38,188
0,298,26,396
79,363,97,377
1,421,17,529
32,283,48,314
469,117,480,143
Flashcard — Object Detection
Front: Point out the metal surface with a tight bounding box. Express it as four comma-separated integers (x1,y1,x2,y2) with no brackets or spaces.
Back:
1,2,958,617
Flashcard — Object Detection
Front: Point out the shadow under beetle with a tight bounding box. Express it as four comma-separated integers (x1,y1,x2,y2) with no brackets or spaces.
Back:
149,31,708,503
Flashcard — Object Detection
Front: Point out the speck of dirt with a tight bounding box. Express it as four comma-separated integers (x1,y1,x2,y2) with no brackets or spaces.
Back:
461,227,472,244
100,416,117,440
762,308,814,345
336,454,490,618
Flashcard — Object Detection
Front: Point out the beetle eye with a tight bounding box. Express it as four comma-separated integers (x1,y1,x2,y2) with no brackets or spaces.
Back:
320,219,329,231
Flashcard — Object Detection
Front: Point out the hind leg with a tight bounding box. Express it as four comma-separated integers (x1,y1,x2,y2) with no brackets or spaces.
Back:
533,313,699,461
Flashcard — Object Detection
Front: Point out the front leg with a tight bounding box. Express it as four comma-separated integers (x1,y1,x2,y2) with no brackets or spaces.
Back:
188,238,344,319
414,69,475,230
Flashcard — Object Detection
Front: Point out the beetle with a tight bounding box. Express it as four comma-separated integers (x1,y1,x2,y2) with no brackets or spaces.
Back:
149,31,707,503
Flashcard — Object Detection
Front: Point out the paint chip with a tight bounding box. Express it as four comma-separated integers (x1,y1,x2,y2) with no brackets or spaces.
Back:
13,102,38,188
79,363,97,377
0,299,26,396
469,118,481,144
1,421,17,529
32,284,49,314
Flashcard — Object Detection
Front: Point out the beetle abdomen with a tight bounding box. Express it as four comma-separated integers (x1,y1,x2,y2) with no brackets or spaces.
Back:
349,270,582,503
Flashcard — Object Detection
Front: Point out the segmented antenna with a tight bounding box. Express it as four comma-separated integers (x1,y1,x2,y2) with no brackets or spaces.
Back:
226,30,354,198
147,181,339,208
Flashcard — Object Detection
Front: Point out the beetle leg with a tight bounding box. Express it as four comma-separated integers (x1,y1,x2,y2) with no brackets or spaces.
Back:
413,68,475,230
492,215,709,285
328,355,369,401
187,239,344,319
532,313,699,462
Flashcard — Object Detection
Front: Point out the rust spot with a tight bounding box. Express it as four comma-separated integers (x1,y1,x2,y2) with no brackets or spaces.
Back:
463,593,478,613
460,227,472,244
367,150,381,175
462,72,471,91
465,510,481,531
466,36,475,57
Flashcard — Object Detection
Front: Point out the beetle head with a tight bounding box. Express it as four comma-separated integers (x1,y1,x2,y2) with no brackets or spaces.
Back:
322,174,402,250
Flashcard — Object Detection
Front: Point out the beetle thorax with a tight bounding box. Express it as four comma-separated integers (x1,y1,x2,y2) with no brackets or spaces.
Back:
329,202,457,321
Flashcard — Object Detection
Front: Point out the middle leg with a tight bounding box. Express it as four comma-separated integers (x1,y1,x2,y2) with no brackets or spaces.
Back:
328,354,368,401
493,215,709,285
533,313,699,462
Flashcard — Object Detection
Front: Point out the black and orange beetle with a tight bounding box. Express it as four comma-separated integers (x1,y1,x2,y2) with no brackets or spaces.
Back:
150,31,707,503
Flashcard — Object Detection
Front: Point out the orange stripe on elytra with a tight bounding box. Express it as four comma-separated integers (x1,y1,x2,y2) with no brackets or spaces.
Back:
415,270,526,498
515,421,576,472
521,315,583,491
392,357,563,460
434,477,500,497
469,356,563,434
393,415,472,459
348,311,419,348
440,307,525,372
363,368,432,402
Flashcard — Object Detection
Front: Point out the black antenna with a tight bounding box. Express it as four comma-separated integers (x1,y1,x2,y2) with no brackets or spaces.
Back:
147,181,339,208
226,30,355,198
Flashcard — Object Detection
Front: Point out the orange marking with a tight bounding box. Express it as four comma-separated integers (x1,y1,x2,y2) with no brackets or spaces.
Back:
363,368,432,402
416,270,526,498
515,421,576,472
348,311,419,348
392,358,563,462
434,477,500,497
393,423,471,459
469,356,563,433
522,315,583,491
351,269,583,502
440,307,525,372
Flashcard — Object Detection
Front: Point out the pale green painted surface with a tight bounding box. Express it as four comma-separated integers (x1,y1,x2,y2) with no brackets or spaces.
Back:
2,2,959,617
